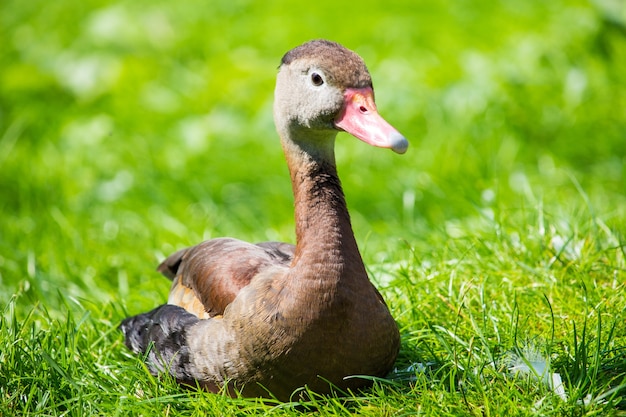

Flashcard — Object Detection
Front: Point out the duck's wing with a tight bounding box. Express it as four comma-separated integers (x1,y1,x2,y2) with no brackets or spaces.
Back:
161,238,295,318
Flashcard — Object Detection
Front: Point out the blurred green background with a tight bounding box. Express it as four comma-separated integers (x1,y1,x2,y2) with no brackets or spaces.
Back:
1,0,625,310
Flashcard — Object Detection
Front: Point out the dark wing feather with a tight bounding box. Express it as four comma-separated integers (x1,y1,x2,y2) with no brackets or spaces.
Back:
254,241,296,263
119,304,199,382
159,238,295,317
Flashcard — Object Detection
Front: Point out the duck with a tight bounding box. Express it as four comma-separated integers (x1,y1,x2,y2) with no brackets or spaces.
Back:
120,39,408,401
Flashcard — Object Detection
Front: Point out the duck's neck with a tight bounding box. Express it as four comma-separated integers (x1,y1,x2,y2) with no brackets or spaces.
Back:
281,130,366,281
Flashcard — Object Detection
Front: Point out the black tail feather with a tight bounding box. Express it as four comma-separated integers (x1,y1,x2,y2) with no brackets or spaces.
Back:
157,248,188,280
119,304,200,381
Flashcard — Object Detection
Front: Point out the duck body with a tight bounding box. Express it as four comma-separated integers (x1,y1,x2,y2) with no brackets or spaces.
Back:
120,39,407,401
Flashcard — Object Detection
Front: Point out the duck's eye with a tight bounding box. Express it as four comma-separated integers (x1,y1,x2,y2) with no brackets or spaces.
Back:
311,72,324,86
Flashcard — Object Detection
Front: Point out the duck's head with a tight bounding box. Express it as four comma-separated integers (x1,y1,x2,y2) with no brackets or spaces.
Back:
274,40,408,155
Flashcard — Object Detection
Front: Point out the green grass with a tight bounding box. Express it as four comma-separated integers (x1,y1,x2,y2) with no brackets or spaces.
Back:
1,0,625,415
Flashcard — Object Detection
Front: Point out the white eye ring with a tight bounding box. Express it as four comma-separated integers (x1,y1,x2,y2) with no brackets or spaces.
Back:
310,72,324,86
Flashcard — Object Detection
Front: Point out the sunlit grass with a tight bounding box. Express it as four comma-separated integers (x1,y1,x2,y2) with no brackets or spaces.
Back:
1,0,625,415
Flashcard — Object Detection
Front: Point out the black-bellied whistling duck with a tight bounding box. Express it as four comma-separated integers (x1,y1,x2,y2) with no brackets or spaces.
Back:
120,39,408,401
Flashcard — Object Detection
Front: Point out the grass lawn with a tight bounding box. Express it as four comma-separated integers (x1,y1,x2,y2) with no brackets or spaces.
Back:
1,0,625,415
